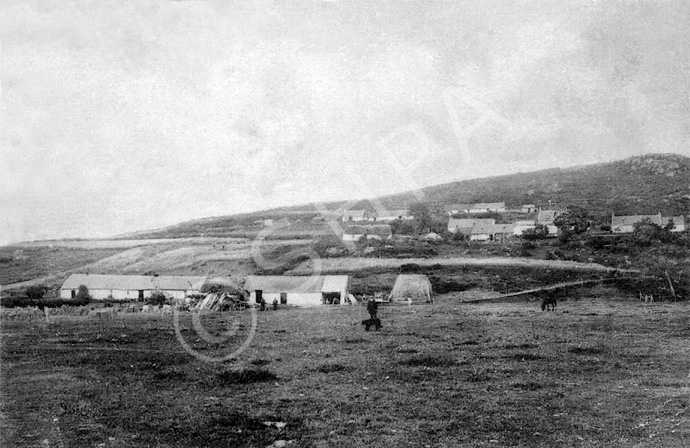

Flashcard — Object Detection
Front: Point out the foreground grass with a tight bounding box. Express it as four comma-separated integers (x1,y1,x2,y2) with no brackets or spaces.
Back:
2,296,690,447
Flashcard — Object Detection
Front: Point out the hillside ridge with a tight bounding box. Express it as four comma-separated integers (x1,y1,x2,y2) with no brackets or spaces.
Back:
124,153,690,239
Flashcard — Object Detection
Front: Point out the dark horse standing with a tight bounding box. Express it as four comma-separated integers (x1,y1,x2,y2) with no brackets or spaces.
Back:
541,297,557,311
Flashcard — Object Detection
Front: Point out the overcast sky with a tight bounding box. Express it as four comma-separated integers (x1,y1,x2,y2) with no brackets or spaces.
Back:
2,1,689,245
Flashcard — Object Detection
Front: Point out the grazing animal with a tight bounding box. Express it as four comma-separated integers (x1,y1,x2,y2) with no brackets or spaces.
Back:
541,297,557,311
362,318,382,332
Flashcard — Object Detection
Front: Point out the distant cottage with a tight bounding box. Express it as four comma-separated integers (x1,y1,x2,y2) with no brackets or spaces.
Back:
447,218,495,234
342,224,393,241
611,214,685,233
537,209,560,224
445,202,505,215
369,210,412,222
469,224,515,242
468,202,506,214
342,210,367,222
60,274,207,300
444,204,472,215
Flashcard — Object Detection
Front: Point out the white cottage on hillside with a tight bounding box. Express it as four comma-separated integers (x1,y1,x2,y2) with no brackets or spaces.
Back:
59,274,207,300
370,210,412,221
342,210,368,222
611,214,685,233
342,224,393,241
447,218,495,234
468,202,506,213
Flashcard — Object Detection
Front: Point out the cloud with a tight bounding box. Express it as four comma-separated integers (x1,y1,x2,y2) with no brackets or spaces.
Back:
1,0,690,245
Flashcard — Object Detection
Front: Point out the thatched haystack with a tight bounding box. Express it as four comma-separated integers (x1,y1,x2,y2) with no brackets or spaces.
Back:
389,274,433,303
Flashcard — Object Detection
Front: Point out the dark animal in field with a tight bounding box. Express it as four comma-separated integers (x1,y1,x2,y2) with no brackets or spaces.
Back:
541,297,557,311
362,318,382,331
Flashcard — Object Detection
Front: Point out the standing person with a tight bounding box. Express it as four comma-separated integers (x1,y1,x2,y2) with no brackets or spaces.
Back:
367,298,378,320
260,297,266,311
272,298,278,311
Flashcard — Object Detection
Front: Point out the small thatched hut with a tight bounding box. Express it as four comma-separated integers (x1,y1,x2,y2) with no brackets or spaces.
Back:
388,274,433,304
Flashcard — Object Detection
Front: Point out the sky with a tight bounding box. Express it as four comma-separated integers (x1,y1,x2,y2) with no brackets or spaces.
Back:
1,0,689,245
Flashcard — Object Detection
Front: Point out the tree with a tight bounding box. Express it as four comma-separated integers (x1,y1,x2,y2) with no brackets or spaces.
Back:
633,218,663,246
408,202,432,233
522,224,549,240
553,206,591,234
25,285,49,300
146,291,168,306
75,285,91,303
390,218,419,235
553,206,591,243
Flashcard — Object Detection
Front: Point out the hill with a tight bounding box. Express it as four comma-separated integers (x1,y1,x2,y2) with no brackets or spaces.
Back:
410,153,690,217
129,153,690,239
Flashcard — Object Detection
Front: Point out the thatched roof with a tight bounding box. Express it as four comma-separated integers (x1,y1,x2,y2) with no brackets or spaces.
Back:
244,275,349,294
389,274,433,303
61,274,207,291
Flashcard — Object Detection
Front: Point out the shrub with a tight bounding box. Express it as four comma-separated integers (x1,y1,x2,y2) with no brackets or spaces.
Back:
75,285,92,302
147,291,169,306
522,224,549,240
400,263,422,273
25,285,49,300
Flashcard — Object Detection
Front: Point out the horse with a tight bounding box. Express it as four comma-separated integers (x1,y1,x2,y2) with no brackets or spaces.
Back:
541,297,557,311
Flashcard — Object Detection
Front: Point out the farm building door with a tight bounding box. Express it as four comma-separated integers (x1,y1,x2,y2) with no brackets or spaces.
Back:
71,290,76,299
280,292,287,304
138,290,144,300
322,292,341,304
256,290,263,304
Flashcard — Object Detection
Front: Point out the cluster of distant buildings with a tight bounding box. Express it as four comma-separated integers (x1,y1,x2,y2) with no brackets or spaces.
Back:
446,206,560,242
252,201,687,243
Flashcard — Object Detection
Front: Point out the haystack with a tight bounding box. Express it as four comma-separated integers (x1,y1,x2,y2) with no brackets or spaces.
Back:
388,274,433,303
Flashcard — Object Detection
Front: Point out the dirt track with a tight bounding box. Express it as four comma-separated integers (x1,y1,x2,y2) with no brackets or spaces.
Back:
288,256,630,275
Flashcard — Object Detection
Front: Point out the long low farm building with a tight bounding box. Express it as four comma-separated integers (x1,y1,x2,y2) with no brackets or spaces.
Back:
60,274,208,300
244,275,350,307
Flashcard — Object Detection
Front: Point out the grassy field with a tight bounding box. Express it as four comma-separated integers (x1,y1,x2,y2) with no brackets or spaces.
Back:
0,246,125,286
2,292,690,448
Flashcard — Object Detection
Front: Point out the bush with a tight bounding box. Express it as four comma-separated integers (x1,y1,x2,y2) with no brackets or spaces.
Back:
75,285,91,302
25,285,49,300
147,291,169,306
522,224,549,241
400,263,422,273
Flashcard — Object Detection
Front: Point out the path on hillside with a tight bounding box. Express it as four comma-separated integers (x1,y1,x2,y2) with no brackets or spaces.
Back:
288,256,636,275
460,278,613,303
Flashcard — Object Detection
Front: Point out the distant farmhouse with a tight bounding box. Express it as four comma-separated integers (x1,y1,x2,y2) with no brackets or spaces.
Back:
536,209,561,224
342,209,368,222
368,209,412,222
60,274,207,300
244,275,350,307
444,204,472,215
469,202,506,214
611,214,685,233
447,218,495,234
513,220,539,236
521,204,537,213
469,224,515,242
342,224,393,241
445,202,505,215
